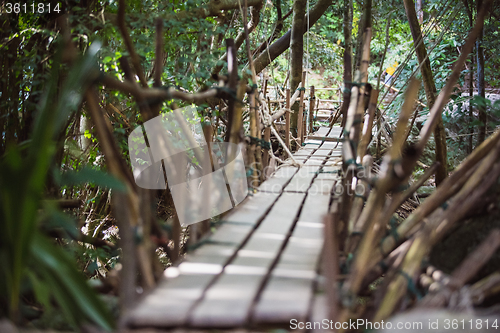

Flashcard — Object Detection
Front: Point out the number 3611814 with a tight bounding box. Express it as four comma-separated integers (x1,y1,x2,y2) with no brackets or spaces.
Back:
4,3,61,14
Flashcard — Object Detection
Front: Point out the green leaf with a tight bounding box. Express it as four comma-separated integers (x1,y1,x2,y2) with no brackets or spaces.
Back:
32,233,114,331
56,166,127,192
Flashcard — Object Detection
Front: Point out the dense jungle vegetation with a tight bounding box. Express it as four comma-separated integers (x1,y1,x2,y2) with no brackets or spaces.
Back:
1,0,500,330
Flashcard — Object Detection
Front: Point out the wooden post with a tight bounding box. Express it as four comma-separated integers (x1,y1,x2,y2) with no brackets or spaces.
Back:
302,102,307,142
248,93,259,189
262,127,271,180
262,80,270,179
309,85,315,133
297,71,306,145
403,0,447,185
224,39,237,143
172,214,181,263
285,88,291,150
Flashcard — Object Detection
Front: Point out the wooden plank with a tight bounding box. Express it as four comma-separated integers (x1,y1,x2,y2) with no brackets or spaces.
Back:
292,221,325,241
298,193,331,223
189,192,306,327
222,191,280,225
255,192,307,235
252,276,314,325
307,136,340,142
186,244,238,263
251,215,326,325
189,274,263,327
313,127,330,137
304,159,324,166
128,273,217,327
310,179,336,195
319,141,342,150
273,166,299,178
284,167,320,192
208,224,254,245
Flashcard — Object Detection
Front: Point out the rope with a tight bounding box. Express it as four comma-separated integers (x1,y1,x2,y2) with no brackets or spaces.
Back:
388,216,400,243
397,269,423,299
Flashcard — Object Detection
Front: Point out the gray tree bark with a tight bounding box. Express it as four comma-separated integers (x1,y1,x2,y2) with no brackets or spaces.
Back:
477,0,486,144
404,0,448,186
290,0,307,136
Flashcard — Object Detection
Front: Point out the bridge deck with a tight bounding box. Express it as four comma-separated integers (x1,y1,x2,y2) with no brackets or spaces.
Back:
126,126,343,330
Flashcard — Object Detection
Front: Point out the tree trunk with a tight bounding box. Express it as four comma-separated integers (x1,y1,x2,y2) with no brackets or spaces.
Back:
290,0,306,137
416,0,423,23
340,0,353,128
463,0,474,153
477,0,486,144
247,0,333,78
354,0,371,71
404,0,448,186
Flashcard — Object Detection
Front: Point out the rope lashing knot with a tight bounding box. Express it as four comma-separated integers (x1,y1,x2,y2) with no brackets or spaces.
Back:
354,193,367,200
352,118,363,125
394,182,411,193
246,167,254,177
388,216,400,243
247,135,271,150
344,158,360,168
340,253,354,275
378,260,389,271
296,87,306,92
397,269,423,300
133,226,143,245
441,201,449,210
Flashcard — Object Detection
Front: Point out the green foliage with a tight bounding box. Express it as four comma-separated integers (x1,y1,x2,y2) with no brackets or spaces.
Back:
55,166,127,192
0,41,114,330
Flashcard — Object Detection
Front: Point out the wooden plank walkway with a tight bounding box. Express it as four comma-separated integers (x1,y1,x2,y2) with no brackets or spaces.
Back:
126,126,343,330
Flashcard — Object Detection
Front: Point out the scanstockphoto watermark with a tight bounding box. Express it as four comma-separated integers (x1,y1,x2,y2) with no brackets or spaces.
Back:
127,106,248,227
290,319,424,331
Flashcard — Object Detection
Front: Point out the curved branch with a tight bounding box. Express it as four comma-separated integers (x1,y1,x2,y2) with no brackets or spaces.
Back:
246,0,333,79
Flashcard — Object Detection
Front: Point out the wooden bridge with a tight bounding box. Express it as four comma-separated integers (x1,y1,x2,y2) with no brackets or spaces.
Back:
126,126,342,330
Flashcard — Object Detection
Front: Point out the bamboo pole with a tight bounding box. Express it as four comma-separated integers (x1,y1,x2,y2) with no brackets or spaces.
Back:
285,88,291,150
262,83,271,177
470,271,500,305
302,102,307,141
356,89,379,162
309,85,315,133
340,79,420,310
373,127,500,264
297,71,306,145
345,155,372,253
373,140,500,321
418,229,500,308
248,93,260,189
